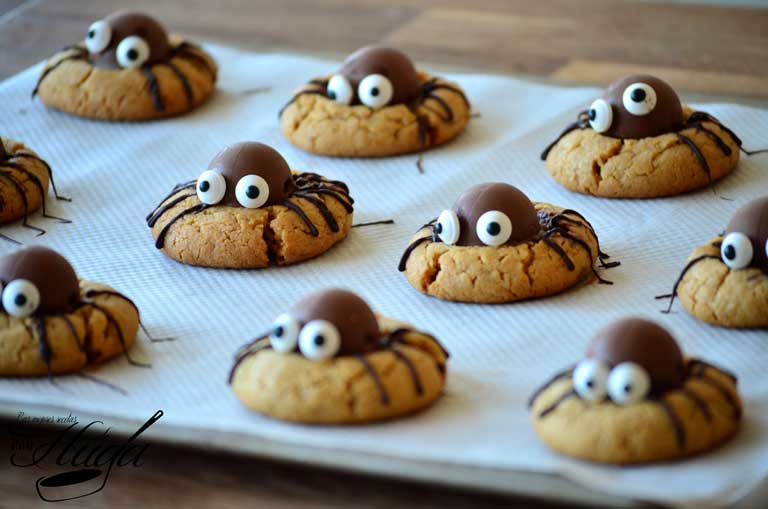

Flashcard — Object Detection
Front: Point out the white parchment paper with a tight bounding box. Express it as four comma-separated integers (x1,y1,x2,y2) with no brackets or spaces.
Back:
1,44,767,507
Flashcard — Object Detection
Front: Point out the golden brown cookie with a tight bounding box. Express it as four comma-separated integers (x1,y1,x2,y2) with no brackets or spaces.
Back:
661,197,768,328
529,318,741,464
229,289,449,424
147,142,353,268
33,12,217,121
0,137,50,225
399,183,616,303
279,46,470,157
542,74,742,198
0,247,140,377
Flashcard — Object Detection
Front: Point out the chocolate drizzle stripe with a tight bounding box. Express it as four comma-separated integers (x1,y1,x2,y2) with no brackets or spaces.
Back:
164,61,194,106
528,366,575,408
11,152,70,201
85,290,140,317
391,348,424,395
655,397,686,449
32,48,88,98
228,336,271,384
688,359,737,383
421,94,453,122
541,112,589,160
685,123,733,156
293,192,339,232
690,373,742,419
155,203,208,249
34,317,52,366
687,111,743,148
398,234,434,272
278,88,327,118
142,67,166,112
542,237,575,270
0,172,45,235
0,161,68,223
679,388,712,422
295,172,349,193
282,199,319,236
537,388,577,418
57,314,87,356
357,354,390,405
173,42,217,80
86,301,148,368
147,183,196,221
147,193,195,227
677,133,712,184
421,79,471,109
303,189,354,212
658,254,722,313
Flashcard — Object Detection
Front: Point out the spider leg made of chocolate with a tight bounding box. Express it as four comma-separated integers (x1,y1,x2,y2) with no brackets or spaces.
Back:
0,137,70,244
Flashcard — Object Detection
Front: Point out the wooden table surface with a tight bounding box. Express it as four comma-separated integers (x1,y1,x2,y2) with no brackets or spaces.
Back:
2,0,767,507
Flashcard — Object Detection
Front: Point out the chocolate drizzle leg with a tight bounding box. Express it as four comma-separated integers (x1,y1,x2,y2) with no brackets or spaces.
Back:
82,300,149,368
155,203,209,249
654,397,686,449
677,133,712,185
0,172,46,236
398,221,438,272
163,61,194,106
540,111,589,160
142,66,166,111
656,254,722,313
10,152,71,202
527,365,575,408
32,47,88,98
537,388,577,418
357,354,390,405
391,348,424,395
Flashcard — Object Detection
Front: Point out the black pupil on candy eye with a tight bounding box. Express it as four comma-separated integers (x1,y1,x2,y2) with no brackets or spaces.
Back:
724,245,736,260
487,222,501,236
246,186,260,199
434,223,443,234
273,326,284,338
199,181,210,192
88,30,95,39
313,335,325,346
630,88,646,102
328,90,336,100
624,384,632,393
586,379,594,388
14,294,26,307
370,87,379,97
127,48,139,61
588,109,597,121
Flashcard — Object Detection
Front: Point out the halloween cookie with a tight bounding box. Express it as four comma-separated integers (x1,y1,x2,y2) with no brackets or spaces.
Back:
660,196,768,328
33,11,217,121
147,142,353,268
398,183,617,303
542,75,742,198
279,46,470,157
529,318,741,464
0,137,70,243
229,289,449,424
0,246,140,376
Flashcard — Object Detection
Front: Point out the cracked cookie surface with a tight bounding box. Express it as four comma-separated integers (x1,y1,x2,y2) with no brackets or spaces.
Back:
530,360,741,464
0,280,139,376
230,315,448,424
34,38,217,121
150,172,353,268
401,203,601,303
544,107,739,198
677,237,768,328
0,138,50,225
279,73,470,157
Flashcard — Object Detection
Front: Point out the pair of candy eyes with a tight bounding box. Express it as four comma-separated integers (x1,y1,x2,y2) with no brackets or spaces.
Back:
587,82,658,133
720,232,767,270
435,209,513,247
269,314,342,361
572,359,652,405
196,171,270,208
0,280,41,319
85,20,154,69
326,74,394,109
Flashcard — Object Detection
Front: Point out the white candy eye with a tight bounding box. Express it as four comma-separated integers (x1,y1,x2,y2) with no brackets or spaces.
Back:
435,210,460,245
196,170,226,205
298,320,341,361
115,36,150,69
85,20,111,53
622,82,657,116
235,175,270,209
476,210,513,247
269,313,300,353
720,232,754,270
327,74,353,105
572,359,609,402
587,99,613,133
607,362,650,405
358,74,394,109
2,279,40,318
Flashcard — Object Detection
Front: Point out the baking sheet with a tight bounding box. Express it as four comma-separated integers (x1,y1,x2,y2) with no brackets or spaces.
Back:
1,44,767,507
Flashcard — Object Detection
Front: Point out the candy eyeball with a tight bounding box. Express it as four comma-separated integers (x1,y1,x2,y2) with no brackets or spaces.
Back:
607,362,650,405
587,99,613,133
116,35,150,69
573,359,609,402
435,210,460,245
475,210,513,247
298,320,341,361
327,74,353,105
622,82,657,116
235,175,270,209
720,232,754,270
85,20,111,53
357,74,394,109
269,313,300,353
2,279,41,318
196,170,227,205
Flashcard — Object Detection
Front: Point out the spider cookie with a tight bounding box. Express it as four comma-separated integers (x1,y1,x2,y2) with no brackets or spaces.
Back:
0,137,69,243
660,196,768,328
279,46,470,157
229,289,449,423
398,182,617,303
529,318,741,464
542,75,742,198
147,142,353,268
33,11,217,121
0,246,140,376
